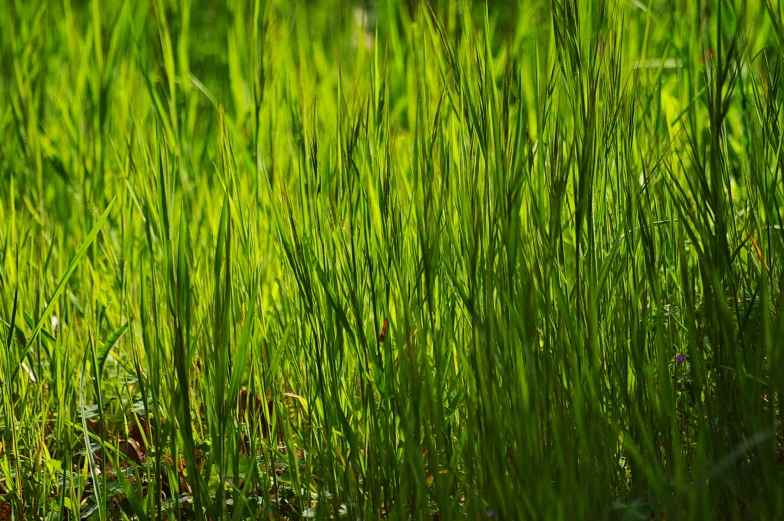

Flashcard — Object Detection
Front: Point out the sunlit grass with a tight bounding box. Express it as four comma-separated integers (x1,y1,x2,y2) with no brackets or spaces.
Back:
1,0,783,519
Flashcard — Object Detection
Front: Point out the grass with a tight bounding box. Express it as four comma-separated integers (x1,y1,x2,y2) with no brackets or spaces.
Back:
1,0,783,519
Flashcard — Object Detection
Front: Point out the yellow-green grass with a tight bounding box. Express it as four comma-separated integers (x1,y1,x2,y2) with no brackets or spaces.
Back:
1,0,783,519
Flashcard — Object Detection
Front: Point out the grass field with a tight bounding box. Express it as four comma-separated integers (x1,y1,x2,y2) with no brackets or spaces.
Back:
2,0,784,519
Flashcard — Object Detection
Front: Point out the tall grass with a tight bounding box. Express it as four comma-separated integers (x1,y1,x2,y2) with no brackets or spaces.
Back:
1,0,783,519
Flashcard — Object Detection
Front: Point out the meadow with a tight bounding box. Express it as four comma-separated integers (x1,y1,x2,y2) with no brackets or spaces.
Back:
1,0,783,519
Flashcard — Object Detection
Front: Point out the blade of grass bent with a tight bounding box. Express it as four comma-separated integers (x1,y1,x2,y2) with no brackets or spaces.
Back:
12,197,116,384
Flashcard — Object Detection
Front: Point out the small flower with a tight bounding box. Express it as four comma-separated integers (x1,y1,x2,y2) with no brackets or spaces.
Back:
675,354,688,364
486,510,495,517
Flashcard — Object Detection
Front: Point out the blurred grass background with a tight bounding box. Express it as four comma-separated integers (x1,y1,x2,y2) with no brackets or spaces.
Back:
1,0,783,519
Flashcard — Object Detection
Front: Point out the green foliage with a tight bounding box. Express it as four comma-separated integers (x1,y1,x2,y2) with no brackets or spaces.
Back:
1,0,783,519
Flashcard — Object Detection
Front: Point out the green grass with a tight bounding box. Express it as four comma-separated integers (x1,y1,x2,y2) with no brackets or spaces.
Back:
1,0,783,519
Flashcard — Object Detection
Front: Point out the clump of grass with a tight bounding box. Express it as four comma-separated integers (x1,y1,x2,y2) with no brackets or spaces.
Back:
1,0,783,519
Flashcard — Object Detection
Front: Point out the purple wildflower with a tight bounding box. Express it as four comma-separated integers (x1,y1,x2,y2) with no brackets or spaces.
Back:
675,354,688,364
486,510,495,517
